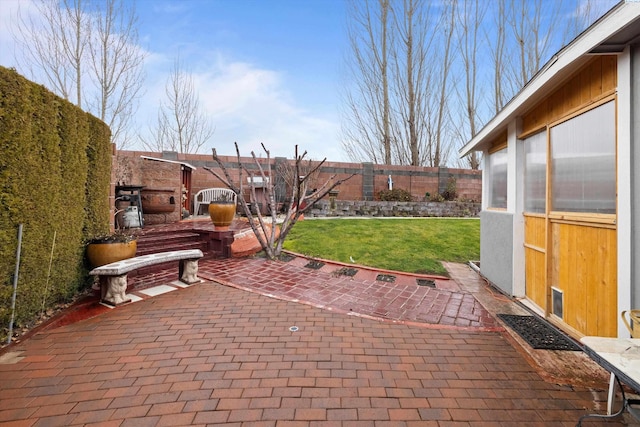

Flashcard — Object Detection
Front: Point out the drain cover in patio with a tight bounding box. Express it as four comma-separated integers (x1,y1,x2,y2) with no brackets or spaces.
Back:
304,260,325,270
376,274,396,283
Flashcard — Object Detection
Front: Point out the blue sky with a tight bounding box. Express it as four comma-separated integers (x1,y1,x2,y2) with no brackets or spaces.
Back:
0,0,620,163
1,0,350,161
131,0,350,160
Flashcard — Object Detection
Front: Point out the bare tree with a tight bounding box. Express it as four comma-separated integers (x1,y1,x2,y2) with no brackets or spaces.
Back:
341,0,393,165
13,0,87,107
12,0,145,149
342,0,611,167
389,0,435,166
87,0,145,149
563,0,617,44
205,144,355,260
431,0,456,168
506,0,564,89
143,60,214,154
343,0,453,167
455,0,486,170
489,0,509,114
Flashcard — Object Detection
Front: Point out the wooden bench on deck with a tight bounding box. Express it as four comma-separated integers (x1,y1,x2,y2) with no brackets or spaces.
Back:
90,249,204,306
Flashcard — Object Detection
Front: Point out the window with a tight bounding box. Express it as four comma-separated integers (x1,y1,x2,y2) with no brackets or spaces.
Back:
524,131,547,213
487,147,507,209
550,101,616,214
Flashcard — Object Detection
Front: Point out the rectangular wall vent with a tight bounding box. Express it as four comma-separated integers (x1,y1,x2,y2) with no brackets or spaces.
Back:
552,287,564,319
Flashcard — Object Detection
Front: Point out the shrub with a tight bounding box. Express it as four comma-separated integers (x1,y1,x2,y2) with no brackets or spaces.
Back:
377,188,413,201
428,193,445,202
440,177,458,201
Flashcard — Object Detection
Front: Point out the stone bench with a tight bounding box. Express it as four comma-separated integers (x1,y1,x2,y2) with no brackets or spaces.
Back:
90,249,204,306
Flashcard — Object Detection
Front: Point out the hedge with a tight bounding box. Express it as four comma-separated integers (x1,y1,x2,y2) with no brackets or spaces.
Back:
0,66,111,335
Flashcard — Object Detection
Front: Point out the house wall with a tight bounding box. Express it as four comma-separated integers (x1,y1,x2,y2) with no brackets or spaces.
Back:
631,44,640,311
480,210,514,294
479,55,622,336
613,44,640,336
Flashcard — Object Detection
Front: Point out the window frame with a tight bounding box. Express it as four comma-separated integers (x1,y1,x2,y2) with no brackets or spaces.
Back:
548,99,617,219
486,145,508,210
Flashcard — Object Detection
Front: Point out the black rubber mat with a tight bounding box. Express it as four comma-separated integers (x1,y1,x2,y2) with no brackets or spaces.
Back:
497,314,581,351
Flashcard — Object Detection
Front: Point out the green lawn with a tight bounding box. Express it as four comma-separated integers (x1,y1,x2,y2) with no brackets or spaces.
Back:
282,218,479,276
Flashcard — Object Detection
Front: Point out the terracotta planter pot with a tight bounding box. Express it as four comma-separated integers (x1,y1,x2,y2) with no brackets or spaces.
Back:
86,240,137,268
208,202,236,230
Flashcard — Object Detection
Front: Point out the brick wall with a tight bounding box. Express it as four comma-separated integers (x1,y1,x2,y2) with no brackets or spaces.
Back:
115,151,482,217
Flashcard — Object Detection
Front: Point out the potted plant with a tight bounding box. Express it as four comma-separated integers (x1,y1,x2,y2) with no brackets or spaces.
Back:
86,229,139,268
208,190,237,230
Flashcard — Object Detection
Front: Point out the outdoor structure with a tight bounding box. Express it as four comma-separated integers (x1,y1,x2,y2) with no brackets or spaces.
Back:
459,2,640,338
114,154,196,226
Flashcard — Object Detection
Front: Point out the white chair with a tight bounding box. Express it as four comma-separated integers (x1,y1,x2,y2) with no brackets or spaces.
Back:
193,188,237,215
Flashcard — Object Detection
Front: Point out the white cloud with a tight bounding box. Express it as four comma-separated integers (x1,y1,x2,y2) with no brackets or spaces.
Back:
1,0,345,161
137,52,343,161
0,0,35,68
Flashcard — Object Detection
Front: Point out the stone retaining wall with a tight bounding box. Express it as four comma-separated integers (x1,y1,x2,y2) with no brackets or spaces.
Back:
306,200,481,218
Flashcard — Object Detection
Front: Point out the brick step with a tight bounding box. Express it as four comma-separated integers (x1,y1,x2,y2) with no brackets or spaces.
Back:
136,240,208,257
136,231,202,246
135,229,207,254
133,227,234,259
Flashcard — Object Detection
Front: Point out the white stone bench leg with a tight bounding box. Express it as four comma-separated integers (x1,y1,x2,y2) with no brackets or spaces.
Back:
101,274,131,306
607,372,616,415
179,258,201,284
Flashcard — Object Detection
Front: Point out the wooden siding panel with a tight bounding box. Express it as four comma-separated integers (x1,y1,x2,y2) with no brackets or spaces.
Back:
525,248,546,309
524,215,547,310
601,55,617,92
520,56,617,136
524,215,546,248
522,101,546,134
551,221,617,337
588,58,603,101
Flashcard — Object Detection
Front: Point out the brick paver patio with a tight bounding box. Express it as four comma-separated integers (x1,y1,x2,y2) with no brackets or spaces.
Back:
0,268,623,426
197,257,499,330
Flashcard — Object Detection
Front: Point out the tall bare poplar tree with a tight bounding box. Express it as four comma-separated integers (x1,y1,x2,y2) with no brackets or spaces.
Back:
12,0,145,149
343,0,450,167
14,0,87,107
341,0,393,165
431,0,455,167
343,0,611,166
88,0,145,148
390,0,435,166
506,0,564,89
143,60,215,154
489,0,508,114
455,0,486,169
